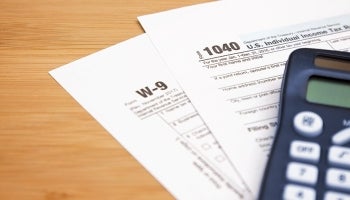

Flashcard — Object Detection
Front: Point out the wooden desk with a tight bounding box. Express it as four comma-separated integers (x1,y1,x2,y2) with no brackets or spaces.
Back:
0,0,210,199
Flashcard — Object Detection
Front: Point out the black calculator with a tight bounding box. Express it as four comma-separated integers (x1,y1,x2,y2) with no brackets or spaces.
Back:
258,48,350,200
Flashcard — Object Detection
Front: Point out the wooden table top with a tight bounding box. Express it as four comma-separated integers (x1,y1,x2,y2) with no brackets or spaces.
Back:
0,0,210,199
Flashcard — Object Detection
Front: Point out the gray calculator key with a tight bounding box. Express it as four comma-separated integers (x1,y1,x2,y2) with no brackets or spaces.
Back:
293,111,323,137
283,184,316,200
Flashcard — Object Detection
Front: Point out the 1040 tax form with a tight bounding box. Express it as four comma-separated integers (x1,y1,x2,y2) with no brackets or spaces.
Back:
139,0,350,197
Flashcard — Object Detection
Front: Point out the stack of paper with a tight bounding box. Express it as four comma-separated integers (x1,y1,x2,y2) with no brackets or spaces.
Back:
50,0,350,199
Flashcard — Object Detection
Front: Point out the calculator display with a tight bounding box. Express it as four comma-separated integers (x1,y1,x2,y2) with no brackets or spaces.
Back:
306,76,350,109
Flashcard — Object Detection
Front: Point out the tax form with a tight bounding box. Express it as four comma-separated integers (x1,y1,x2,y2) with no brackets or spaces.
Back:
49,34,252,200
139,0,350,196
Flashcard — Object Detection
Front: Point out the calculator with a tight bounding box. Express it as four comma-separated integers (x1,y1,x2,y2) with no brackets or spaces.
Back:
258,48,350,200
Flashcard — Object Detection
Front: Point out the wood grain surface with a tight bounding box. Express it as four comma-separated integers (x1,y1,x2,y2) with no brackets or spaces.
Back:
0,0,210,199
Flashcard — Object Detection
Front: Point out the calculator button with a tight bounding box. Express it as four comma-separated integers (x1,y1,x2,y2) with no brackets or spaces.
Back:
332,127,350,145
324,191,350,200
286,162,318,185
329,146,350,167
294,111,323,137
283,184,316,200
326,168,350,190
290,140,320,162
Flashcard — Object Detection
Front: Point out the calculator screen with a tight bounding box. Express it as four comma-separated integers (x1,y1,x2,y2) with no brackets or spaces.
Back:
306,76,350,109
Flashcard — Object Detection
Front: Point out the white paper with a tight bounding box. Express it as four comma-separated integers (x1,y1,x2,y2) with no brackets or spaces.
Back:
49,34,256,199
139,0,350,196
